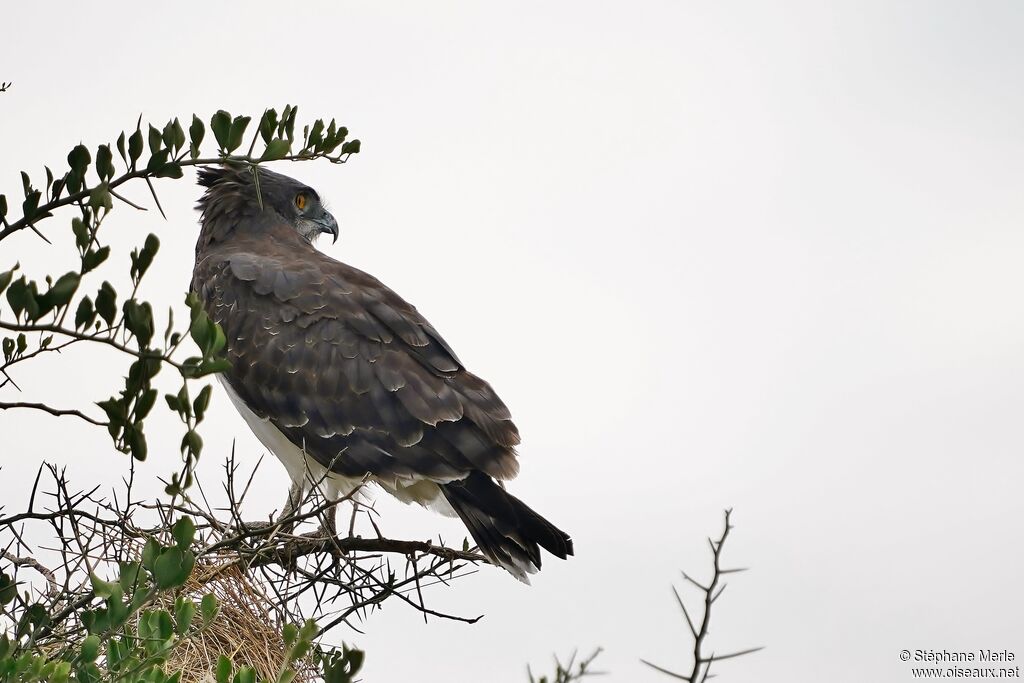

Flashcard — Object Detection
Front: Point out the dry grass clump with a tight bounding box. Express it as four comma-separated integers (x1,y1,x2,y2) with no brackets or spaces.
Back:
158,560,310,683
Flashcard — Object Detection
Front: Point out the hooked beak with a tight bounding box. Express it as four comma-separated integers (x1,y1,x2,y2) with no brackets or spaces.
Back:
314,210,339,244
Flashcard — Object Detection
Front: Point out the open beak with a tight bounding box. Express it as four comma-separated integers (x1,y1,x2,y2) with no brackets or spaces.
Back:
315,211,339,244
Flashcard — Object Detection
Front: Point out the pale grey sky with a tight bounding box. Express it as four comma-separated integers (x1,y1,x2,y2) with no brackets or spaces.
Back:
2,2,1023,681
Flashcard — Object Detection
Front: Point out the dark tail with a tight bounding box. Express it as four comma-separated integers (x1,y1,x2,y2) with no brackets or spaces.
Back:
441,472,573,582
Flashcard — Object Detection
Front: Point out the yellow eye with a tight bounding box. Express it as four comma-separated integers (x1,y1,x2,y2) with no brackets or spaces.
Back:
295,193,307,211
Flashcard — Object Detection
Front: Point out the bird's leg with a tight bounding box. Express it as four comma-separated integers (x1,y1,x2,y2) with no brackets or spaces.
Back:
274,480,305,534
320,502,338,538
299,499,338,541
299,495,340,541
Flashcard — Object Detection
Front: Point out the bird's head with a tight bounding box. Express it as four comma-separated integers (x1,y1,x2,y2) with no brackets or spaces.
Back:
196,165,339,246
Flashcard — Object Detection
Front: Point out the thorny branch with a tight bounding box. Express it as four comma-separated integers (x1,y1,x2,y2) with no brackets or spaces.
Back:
0,457,489,653
528,648,604,683
0,550,59,597
640,509,763,682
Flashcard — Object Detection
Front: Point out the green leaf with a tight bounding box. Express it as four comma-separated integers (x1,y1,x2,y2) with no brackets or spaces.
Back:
163,118,185,154
298,619,318,642
259,108,279,143
117,131,128,164
16,603,49,638
153,546,195,589
175,597,197,634
201,593,219,625
341,139,361,155
234,666,256,683
135,388,158,420
261,138,291,161
323,121,347,154
0,572,15,605
155,161,184,179
164,392,182,413
193,384,213,420
209,322,226,355
142,538,161,571
22,282,41,321
118,561,143,592
47,271,80,307
90,573,119,599
215,656,232,683
147,149,170,173
131,233,160,281
82,246,110,273
282,623,298,647
123,300,155,347
75,296,95,330
176,384,192,419
227,115,252,153
52,661,73,683
172,516,196,548
0,262,17,296
189,115,205,159
128,128,144,166
72,217,90,249
88,184,112,213
278,105,293,138
155,608,174,640
345,649,365,676
96,144,115,181
95,281,117,326
282,105,298,140
189,310,212,350
5,275,28,317
68,144,91,175
181,429,203,457
201,358,230,376
308,119,325,151
148,124,163,155
174,118,186,151
22,189,41,220
211,110,232,151
128,425,148,461
80,634,101,663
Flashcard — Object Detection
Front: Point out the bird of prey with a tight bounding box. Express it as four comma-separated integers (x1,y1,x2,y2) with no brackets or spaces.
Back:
190,165,573,581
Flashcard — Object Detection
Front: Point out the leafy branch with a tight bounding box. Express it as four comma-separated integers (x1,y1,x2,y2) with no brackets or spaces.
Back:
0,105,360,495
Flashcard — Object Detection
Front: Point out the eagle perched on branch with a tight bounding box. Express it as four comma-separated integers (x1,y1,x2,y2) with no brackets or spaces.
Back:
190,165,573,581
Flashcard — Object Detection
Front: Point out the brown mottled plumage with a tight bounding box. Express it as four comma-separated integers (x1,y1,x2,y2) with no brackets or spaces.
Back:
190,165,572,580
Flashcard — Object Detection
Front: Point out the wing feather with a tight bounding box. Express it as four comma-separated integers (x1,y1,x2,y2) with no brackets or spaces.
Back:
192,227,520,483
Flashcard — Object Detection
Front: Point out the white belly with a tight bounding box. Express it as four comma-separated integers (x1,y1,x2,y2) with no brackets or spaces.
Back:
217,376,456,516
218,376,363,501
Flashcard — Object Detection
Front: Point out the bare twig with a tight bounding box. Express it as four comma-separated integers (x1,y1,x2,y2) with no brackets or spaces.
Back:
640,509,763,681
1,549,61,597
528,647,604,683
0,401,107,426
